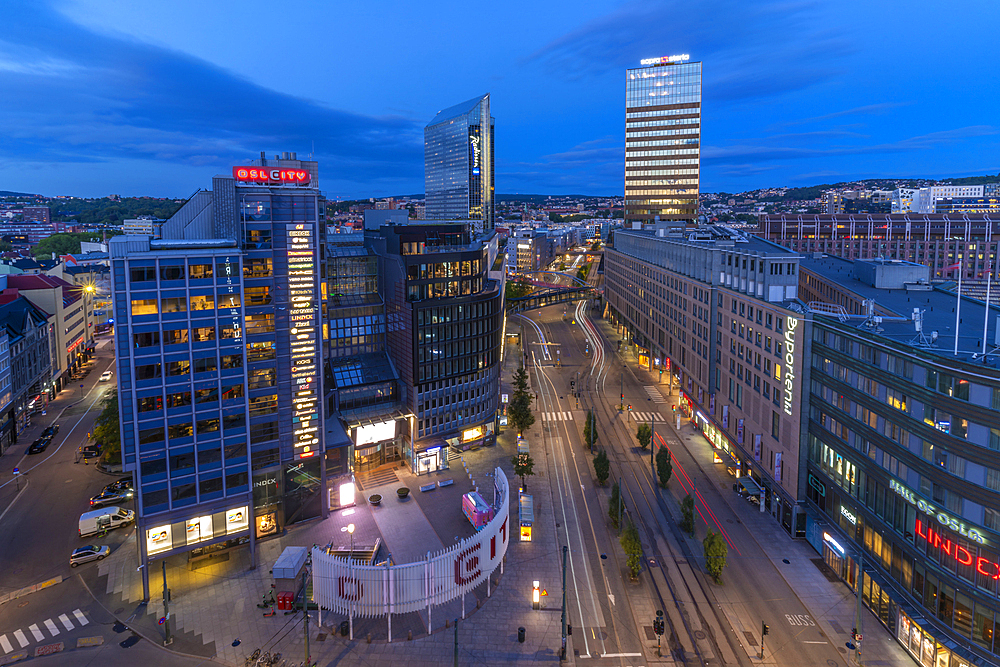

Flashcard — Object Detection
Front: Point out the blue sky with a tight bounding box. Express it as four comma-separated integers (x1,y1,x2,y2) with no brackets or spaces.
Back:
1,0,998,199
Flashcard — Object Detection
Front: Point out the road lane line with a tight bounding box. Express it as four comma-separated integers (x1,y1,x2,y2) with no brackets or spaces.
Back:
28,624,43,642
72,609,89,625
43,619,59,636
58,614,73,631
0,635,12,653
13,630,27,648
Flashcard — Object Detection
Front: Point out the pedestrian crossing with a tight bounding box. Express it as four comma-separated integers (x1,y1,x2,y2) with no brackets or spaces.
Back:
0,609,88,653
644,385,667,403
543,411,574,421
629,411,665,423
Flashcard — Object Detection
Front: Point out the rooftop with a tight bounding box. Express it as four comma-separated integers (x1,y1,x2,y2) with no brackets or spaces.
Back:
799,254,999,361
426,94,488,128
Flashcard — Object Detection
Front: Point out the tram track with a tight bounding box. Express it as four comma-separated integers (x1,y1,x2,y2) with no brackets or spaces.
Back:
575,301,751,666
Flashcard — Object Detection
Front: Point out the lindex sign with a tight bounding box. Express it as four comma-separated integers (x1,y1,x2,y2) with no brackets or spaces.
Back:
232,166,311,185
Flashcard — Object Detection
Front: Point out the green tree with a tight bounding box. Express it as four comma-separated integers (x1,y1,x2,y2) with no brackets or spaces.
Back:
512,365,530,395
508,393,535,436
32,232,101,258
680,494,695,535
620,520,643,579
636,422,651,450
93,387,121,465
594,449,610,488
656,445,672,488
590,240,601,251
511,452,535,492
608,481,620,527
505,276,532,300
583,410,597,450
703,530,728,584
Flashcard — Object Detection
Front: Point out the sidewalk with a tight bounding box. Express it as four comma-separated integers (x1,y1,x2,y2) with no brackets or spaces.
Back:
601,316,913,667
85,342,568,666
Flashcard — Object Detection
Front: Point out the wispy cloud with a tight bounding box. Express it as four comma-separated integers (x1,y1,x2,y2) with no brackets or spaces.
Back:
774,102,915,128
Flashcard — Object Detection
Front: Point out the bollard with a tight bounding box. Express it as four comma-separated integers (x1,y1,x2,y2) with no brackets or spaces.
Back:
340,621,349,637
366,633,371,644
517,627,526,643
445,619,451,629
407,630,412,641
568,624,572,635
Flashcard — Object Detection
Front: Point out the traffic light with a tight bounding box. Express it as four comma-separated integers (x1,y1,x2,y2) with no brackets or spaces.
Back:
653,610,664,635
671,404,677,413
762,622,770,636
621,393,624,402
627,404,632,412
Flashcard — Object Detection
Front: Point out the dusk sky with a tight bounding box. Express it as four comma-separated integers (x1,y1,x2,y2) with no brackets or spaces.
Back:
2,0,998,200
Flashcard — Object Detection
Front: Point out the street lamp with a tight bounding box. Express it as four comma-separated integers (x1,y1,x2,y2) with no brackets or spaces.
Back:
347,523,355,640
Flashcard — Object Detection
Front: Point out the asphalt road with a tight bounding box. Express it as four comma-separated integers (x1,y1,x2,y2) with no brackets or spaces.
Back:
516,300,856,666
0,342,137,646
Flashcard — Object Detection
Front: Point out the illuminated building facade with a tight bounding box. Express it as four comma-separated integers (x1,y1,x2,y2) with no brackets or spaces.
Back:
110,152,326,597
425,95,495,231
801,255,1000,666
605,226,807,532
368,223,503,474
625,56,701,225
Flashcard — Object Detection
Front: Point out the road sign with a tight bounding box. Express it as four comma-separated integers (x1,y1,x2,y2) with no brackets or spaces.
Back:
501,393,509,403
12,468,18,475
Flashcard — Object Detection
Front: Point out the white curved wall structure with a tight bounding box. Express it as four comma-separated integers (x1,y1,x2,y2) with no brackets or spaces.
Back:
312,467,509,623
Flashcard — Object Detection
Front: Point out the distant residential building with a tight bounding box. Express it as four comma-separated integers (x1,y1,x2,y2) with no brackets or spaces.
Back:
424,94,495,231
0,294,51,447
935,196,1000,214
22,206,51,224
892,186,985,213
625,56,701,225
122,217,166,237
363,209,408,229
0,221,82,245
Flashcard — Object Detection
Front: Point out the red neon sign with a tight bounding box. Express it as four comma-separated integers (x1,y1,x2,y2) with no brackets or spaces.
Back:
232,166,311,185
916,519,1000,579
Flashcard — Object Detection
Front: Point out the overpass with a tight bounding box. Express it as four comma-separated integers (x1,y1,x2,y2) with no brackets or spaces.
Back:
506,285,601,312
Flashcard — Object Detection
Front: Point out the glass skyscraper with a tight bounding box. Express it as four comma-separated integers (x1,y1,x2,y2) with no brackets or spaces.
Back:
424,94,495,231
625,56,701,224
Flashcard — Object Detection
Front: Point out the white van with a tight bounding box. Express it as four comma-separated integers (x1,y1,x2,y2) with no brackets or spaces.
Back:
79,507,135,537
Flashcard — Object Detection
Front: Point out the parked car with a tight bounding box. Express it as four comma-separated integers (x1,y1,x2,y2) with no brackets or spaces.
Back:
99,371,113,382
104,477,133,493
80,443,100,458
79,507,134,537
40,425,59,439
69,545,110,567
90,488,134,508
27,437,50,455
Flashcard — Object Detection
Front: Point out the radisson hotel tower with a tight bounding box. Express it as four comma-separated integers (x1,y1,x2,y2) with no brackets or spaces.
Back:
625,55,702,225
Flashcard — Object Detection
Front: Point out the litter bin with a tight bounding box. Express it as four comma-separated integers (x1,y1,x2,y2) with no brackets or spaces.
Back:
277,591,293,611
517,627,525,643
340,621,349,637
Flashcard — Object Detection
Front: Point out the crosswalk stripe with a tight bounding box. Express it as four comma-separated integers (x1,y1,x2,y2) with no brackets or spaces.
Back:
43,619,59,636
72,609,89,626
563,412,570,420
12,631,27,648
0,635,12,653
58,615,73,631
28,625,43,642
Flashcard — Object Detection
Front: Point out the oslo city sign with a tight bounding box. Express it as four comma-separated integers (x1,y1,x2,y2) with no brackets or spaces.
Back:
232,166,311,185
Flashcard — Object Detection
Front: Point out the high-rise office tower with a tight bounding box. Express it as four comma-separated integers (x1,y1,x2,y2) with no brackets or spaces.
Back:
424,94,495,231
625,55,701,225
110,152,326,598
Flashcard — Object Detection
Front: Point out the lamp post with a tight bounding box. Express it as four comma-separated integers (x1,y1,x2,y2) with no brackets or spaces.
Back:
348,523,355,641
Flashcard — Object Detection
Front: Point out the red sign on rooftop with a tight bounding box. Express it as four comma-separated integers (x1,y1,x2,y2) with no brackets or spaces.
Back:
232,166,311,185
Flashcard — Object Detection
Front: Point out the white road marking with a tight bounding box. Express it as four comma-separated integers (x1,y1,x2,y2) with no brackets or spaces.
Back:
0,635,12,653
601,653,643,658
58,614,74,631
13,630,27,648
28,624,43,642
43,619,59,636
72,609,89,625
804,641,829,644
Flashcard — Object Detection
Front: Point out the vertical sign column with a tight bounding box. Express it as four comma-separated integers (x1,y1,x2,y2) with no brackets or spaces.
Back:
287,223,320,459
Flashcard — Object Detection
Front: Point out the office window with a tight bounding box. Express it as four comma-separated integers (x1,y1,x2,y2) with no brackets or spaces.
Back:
195,388,219,404
771,411,780,439
133,332,160,348
137,396,163,413
249,394,278,417
163,329,189,345
218,293,242,309
245,286,272,306
247,341,276,362
130,267,156,282
223,414,246,431
245,313,274,335
161,297,187,313
136,363,161,381
189,294,215,311
160,265,184,281
198,447,222,466
131,299,157,316
248,369,276,390
138,426,165,444
193,357,218,373
166,391,191,408
196,418,220,435
168,422,193,439
221,354,243,369
222,383,244,400
192,326,216,342
250,421,279,444
166,360,190,377
189,264,213,280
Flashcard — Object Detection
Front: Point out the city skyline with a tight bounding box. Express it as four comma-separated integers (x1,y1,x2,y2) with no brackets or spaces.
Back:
1,1,998,201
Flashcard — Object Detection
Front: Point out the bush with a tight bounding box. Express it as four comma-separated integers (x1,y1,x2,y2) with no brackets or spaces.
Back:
656,446,672,488
703,531,728,584
680,494,695,535
593,449,610,486
636,423,651,450
621,520,643,579
609,482,621,528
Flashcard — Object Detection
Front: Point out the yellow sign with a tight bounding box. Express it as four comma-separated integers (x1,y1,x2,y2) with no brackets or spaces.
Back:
520,525,532,542
462,426,483,442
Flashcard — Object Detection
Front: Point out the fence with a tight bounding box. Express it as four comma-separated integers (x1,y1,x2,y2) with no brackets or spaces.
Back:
312,466,509,628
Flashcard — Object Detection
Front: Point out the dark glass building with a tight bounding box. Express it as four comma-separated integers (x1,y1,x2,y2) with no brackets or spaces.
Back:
625,56,701,225
425,95,495,231
366,223,503,474
110,153,326,596
800,255,1000,667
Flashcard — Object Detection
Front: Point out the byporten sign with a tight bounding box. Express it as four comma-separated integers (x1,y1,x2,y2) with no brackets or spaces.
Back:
782,317,798,416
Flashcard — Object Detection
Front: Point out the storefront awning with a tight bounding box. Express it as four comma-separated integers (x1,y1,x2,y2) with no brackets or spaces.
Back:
739,477,762,497
343,406,415,431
